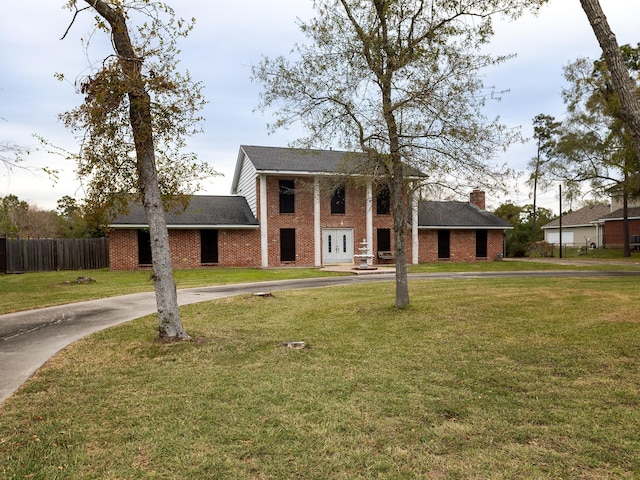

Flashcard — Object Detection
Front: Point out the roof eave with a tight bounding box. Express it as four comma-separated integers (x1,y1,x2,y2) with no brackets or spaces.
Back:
418,225,512,230
109,224,260,229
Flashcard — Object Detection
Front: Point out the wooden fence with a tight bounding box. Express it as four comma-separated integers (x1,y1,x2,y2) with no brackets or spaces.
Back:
0,237,109,273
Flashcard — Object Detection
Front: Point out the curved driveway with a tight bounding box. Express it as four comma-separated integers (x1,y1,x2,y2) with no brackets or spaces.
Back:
2,269,639,405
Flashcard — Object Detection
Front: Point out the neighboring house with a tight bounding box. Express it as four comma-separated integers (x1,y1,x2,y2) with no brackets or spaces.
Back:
541,204,611,248
108,145,512,269
598,207,640,248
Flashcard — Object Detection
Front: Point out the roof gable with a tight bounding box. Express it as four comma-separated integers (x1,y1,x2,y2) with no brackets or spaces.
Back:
109,196,258,228
418,201,512,229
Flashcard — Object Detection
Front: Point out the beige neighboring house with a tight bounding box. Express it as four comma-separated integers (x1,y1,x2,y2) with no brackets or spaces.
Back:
541,204,611,248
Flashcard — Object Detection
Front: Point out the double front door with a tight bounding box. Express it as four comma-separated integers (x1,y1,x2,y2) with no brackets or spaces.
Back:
322,228,354,264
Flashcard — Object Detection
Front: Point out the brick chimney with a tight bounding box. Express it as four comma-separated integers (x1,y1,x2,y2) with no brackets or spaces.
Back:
470,189,485,210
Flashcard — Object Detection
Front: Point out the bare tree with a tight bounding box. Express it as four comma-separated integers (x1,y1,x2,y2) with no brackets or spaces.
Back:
254,0,547,308
61,1,212,340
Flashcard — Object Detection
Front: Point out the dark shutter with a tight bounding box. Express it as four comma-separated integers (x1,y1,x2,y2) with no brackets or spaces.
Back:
331,185,346,214
201,230,219,264
279,180,295,214
438,230,450,259
476,230,488,258
280,228,296,261
137,230,152,265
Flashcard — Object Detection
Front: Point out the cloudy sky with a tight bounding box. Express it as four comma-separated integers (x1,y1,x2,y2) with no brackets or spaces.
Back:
1,1,639,213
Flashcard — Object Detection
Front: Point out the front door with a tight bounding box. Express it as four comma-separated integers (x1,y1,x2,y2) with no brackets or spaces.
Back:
322,228,354,264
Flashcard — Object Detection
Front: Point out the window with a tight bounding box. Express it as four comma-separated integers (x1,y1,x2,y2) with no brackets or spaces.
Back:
376,186,390,215
137,229,152,265
280,228,296,262
279,179,295,214
377,228,391,252
331,185,346,214
476,230,488,258
438,230,450,259
201,230,219,264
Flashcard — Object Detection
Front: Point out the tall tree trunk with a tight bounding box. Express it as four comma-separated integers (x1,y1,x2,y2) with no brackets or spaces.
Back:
580,0,640,162
623,190,631,257
87,0,189,340
391,159,410,309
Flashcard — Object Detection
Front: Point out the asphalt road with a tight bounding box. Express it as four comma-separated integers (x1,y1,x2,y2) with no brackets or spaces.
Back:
2,269,639,405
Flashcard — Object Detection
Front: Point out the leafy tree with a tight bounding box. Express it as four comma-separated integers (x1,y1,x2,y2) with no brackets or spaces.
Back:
494,202,555,257
527,114,560,241
0,195,28,238
555,45,640,256
253,0,547,308
0,195,59,239
60,1,214,340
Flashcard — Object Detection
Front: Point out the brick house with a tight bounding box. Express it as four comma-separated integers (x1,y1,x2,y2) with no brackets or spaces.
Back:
108,145,511,269
597,207,640,248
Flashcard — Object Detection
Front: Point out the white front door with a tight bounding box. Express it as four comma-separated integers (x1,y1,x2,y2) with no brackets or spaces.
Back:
322,228,354,264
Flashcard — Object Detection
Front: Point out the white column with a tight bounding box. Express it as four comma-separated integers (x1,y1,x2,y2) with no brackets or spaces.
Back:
314,177,322,266
366,180,373,265
260,174,269,267
412,187,419,265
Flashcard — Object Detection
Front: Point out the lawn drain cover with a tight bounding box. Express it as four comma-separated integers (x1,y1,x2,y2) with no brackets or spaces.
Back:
281,341,306,349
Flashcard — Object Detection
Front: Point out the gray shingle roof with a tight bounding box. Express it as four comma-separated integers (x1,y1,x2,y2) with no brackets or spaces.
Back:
239,145,427,177
599,206,640,221
418,201,512,229
541,204,611,228
109,196,258,228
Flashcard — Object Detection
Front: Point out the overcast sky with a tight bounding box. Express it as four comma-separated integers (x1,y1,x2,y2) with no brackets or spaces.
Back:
1,1,639,213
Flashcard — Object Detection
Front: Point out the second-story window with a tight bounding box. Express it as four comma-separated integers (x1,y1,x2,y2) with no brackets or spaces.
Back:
279,179,295,214
331,184,345,214
376,185,390,215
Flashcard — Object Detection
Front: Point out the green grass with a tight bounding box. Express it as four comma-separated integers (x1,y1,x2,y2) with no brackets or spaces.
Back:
1,277,639,479
2,257,637,315
0,267,343,315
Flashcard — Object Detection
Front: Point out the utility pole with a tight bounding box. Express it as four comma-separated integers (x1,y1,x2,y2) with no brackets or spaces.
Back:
559,184,563,259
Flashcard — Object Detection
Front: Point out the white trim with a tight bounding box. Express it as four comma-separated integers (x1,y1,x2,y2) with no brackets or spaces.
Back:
314,177,322,266
253,169,424,181
412,189,419,264
366,181,373,266
260,174,269,267
418,226,513,230
109,224,259,230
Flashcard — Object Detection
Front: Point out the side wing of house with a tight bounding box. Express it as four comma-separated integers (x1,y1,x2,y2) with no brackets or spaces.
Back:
417,193,512,262
107,196,260,270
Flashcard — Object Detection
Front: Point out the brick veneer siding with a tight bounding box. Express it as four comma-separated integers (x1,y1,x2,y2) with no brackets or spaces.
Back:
603,219,640,248
261,176,410,266
108,228,261,270
418,229,504,262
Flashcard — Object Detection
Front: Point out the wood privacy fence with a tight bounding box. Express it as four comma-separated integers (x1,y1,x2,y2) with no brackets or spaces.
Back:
0,237,109,273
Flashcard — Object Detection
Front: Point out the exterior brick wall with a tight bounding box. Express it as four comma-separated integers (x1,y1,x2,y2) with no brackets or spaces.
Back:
108,178,503,270
108,228,261,270
261,176,410,266
418,229,505,262
603,219,640,247
108,230,139,270
219,230,261,267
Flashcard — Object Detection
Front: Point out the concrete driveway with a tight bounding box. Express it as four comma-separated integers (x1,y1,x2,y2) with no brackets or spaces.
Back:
2,268,639,405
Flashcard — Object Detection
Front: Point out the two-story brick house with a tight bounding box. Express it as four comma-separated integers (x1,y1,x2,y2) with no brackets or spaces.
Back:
107,145,511,269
